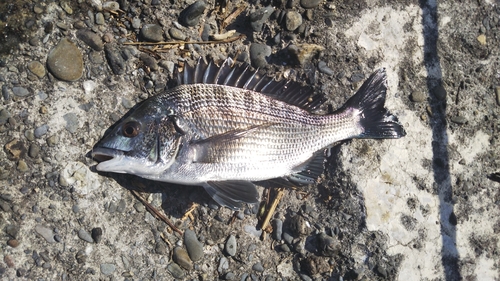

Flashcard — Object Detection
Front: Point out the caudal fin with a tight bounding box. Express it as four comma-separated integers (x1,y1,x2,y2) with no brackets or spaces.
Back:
342,68,406,139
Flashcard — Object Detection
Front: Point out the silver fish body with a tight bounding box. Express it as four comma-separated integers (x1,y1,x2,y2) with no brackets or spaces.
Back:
92,58,405,209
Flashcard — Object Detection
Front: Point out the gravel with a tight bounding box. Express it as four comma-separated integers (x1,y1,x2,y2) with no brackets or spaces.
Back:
46,38,83,81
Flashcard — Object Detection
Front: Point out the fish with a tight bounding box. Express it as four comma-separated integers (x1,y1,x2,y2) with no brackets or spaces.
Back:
91,58,405,210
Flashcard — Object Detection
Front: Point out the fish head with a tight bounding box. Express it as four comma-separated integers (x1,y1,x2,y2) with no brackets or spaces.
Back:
92,100,182,176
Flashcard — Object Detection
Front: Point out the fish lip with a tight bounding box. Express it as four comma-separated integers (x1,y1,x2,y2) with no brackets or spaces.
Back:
91,147,123,163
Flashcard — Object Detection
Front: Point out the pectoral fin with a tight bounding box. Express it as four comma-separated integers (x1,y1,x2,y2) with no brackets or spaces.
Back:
203,181,259,210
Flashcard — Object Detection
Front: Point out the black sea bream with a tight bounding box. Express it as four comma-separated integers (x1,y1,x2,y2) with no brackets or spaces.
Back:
92,58,405,209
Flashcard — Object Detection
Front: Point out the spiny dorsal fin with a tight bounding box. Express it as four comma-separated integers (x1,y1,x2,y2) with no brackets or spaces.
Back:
177,58,326,112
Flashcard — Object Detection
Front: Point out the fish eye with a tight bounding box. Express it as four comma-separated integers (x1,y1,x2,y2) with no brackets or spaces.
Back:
122,121,140,138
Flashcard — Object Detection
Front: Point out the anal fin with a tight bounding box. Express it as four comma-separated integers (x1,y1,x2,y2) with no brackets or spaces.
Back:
203,181,259,210
288,149,327,185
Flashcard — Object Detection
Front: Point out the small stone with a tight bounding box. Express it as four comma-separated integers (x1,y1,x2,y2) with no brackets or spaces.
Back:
46,38,83,81
286,11,303,31
218,256,229,274
155,241,169,255
300,0,321,9
46,135,58,146
250,6,275,32
249,43,271,68
132,18,141,29
288,44,325,65
179,1,206,27
28,61,46,78
167,263,185,279
95,13,105,25
12,86,30,97
252,262,264,272
7,239,19,248
34,125,49,138
451,115,467,124
477,34,486,45
60,1,73,14
495,86,500,106
225,235,237,256
102,1,120,10
201,24,211,41
318,61,334,76
6,225,20,238
316,232,340,257
35,225,56,243
140,24,164,42
104,45,126,75
75,250,87,264
273,219,283,241
433,84,447,100
139,53,159,71
223,272,236,280
63,113,79,133
78,228,94,243
173,247,193,270
169,28,186,40
17,160,28,172
91,227,103,243
290,215,308,236
184,229,204,261
410,91,426,102
77,30,104,51
28,143,40,158
100,263,116,276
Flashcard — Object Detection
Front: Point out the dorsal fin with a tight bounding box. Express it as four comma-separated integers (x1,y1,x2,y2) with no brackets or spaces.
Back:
177,58,326,112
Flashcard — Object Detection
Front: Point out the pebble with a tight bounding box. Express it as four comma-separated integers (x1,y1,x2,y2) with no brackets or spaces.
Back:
0,108,10,124
5,139,26,160
301,0,321,8
34,125,49,138
495,86,500,106
433,84,447,100
249,43,271,68
318,61,334,76
75,250,86,264
173,247,193,270
60,2,73,14
28,61,46,78
286,11,303,31
7,239,19,248
105,45,126,75
218,256,229,274
179,1,206,27
12,86,30,97
2,85,10,100
91,227,103,243
132,18,141,29
6,225,20,238
184,229,204,262
316,232,340,257
169,28,186,40
63,113,79,133
46,135,58,146
273,219,283,241
201,24,211,41
167,263,185,279
78,228,94,243
252,262,264,272
223,272,236,280
155,241,169,255
250,6,275,32
95,13,105,25
410,91,426,102
289,215,308,236
46,38,83,81
102,1,120,10
451,115,466,124
225,235,237,256
139,53,159,71
76,30,104,51
100,263,116,275
140,24,164,42
477,34,486,45
35,225,56,243
28,143,40,158
17,160,28,172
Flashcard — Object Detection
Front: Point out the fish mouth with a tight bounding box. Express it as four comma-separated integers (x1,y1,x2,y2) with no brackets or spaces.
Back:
91,147,125,172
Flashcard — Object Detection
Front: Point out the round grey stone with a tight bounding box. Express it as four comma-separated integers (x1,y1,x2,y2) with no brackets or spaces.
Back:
451,115,467,124
273,219,283,241
318,61,334,76
249,43,271,68
252,262,264,272
317,232,340,257
139,53,159,71
76,30,104,51
78,228,94,243
12,86,30,97
28,61,46,78
35,225,56,243
250,6,275,32
46,38,83,81
218,256,229,274
100,263,115,275
140,24,164,42
95,13,105,25
286,11,303,31
433,84,447,100
104,45,126,75
169,28,186,40
184,229,204,261
132,18,141,29
34,125,49,138
300,0,321,9
225,235,237,256
28,143,40,158
102,1,120,10
6,224,20,238
179,1,206,27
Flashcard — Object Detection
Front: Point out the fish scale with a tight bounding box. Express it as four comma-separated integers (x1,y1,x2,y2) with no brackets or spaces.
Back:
92,58,405,209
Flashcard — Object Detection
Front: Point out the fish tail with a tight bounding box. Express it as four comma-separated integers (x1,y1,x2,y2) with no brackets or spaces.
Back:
343,68,406,139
